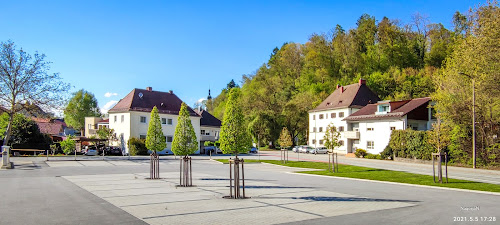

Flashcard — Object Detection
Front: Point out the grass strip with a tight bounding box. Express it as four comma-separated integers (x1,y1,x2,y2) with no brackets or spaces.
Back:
214,159,500,193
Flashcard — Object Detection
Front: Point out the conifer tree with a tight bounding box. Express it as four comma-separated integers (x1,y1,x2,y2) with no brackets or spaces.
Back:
171,103,198,156
146,106,166,153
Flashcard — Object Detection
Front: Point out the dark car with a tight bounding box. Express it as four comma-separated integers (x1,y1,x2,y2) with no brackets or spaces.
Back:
249,147,258,153
104,146,122,156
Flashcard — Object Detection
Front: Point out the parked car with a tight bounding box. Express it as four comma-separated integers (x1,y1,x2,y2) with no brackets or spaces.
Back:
310,147,328,154
299,146,312,153
292,146,300,153
106,146,123,156
249,147,258,153
84,149,98,156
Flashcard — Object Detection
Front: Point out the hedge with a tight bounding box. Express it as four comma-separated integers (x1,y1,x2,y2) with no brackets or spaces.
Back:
388,130,434,160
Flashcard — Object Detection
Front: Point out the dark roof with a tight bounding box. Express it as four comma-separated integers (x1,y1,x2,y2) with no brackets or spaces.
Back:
37,122,64,135
108,88,199,117
344,97,431,121
309,81,380,112
195,109,221,127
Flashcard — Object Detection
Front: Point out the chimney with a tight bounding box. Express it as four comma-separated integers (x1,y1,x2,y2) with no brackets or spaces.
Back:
359,79,366,86
146,87,152,91
169,90,173,94
340,87,344,93
336,84,341,89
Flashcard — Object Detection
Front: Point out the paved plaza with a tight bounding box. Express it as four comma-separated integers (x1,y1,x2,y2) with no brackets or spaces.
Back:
1,156,500,224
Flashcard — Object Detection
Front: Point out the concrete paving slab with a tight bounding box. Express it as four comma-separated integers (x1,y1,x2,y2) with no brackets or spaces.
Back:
46,161,83,167
79,161,114,166
64,172,416,225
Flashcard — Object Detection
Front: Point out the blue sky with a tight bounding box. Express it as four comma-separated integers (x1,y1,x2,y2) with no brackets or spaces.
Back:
0,0,482,115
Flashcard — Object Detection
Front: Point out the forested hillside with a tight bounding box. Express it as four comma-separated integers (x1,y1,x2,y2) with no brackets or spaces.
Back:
206,1,499,166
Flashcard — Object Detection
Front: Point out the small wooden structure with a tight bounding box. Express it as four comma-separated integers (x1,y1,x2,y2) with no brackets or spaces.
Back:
432,152,448,183
150,152,160,179
225,157,247,199
179,156,193,187
280,148,289,163
328,152,338,173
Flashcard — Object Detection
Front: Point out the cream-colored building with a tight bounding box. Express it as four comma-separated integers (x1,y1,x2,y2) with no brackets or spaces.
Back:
108,87,203,155
194,109,222,154
84,117,109,138
308,79,380,153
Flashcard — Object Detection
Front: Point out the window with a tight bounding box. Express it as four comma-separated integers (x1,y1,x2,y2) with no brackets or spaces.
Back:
162,118,167,124
205,131,210,136
140,116,146,123
367,127,374,131
319,140,323,145
88,124,92,129
313,127,316,132
319,127,323,132
339,140,344,146
139,135,146,140
331,113,336,118
312,139,316,144
338,126,344,132
313,115,315,120
319,114,324,119
367,141,374,149
166,136,173,142
326,113,328,119
339,112,344,118
121,115,124,123
390,127,396,131
168,118,173,125
201,130,206,135
114,116,117,122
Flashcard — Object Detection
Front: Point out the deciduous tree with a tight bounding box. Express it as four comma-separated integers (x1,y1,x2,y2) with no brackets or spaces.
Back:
64,89,100,135
0,41,69,146
219,88,250,156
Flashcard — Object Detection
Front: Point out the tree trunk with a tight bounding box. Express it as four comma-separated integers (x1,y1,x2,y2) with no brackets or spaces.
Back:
2,113,15,146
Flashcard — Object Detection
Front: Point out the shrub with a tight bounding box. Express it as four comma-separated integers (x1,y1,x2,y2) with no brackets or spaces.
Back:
354,149,367,158
380,146,393,160
365,153,381,160
128,137,148,156
388,130,433,160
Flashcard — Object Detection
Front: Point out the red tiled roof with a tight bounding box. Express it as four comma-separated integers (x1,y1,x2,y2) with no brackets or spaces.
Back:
344,97,431,121
109,88,200,117
309,81,380,112
97,119,109,124
37,122,63,135
195,109,221,127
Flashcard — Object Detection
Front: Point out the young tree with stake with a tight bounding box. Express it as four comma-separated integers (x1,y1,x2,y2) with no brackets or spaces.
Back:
171,103,198,186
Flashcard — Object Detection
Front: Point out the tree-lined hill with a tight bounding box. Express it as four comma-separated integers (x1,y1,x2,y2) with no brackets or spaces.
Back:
207,1,499,167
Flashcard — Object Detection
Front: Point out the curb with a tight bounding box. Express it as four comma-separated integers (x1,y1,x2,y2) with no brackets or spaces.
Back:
291,172,500,196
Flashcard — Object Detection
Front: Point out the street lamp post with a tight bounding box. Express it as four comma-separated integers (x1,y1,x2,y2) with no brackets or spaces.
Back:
459,72,476,169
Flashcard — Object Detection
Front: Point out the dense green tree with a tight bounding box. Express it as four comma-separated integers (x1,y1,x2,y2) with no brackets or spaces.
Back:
64,89,100,135
219,88,250,156
171,103,198,156
0,113,51,149
433,1,499,166
145,106,166,153
60,135,76,155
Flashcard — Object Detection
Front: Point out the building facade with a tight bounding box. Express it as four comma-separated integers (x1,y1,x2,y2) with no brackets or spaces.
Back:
108,87,201,155
343,97,435,154
308,79,380,153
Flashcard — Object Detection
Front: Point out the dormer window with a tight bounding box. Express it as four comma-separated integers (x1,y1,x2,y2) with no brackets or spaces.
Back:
376,104,390,115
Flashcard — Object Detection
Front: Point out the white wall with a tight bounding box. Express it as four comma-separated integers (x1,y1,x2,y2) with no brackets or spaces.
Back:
110,111,201,154
308,107,359,152
357,119,405,154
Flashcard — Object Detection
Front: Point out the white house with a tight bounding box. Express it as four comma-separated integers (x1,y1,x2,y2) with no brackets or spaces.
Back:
108,87,202,155
308,79,380,153
194,109,222,154
343,97,435,154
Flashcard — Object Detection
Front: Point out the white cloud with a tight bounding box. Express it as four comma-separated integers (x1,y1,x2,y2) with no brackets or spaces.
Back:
104,92,118,98
101,100,119,114
197,98,206,103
